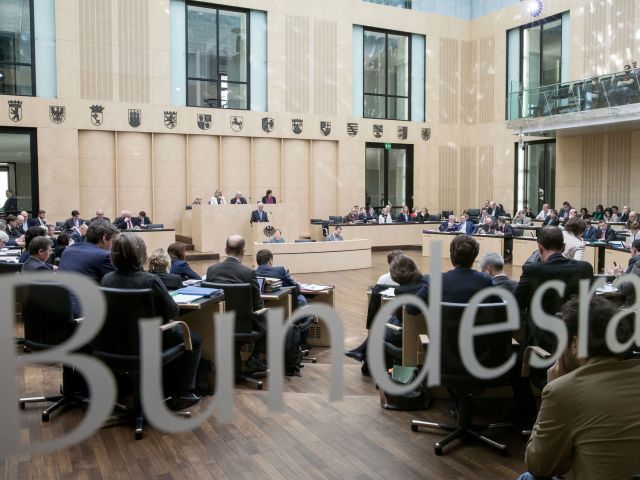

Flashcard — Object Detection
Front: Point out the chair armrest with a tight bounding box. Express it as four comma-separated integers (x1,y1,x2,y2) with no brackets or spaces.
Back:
253,308,269,316
74,317,84,324
419,334,430,347
521,345,551,378
385,322,402,332
160,320,193,351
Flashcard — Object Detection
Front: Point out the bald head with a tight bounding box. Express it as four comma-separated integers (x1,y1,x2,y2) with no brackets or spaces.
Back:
226,235,245,257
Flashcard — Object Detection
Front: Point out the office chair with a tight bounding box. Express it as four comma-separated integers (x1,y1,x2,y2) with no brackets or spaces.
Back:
411,301,514,456
18,283,87,421
146,223,164,229
441,210,453,219
328,216,343,224
93,288,194,439
202,282,269,389
55,221,65,229
0,261,22,274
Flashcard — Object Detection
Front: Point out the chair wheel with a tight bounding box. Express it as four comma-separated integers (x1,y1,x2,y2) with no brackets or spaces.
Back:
42,413,50,422
434,445,443,456
411,424,419,432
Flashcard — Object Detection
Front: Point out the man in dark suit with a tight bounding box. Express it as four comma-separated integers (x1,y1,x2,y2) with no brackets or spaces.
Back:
255,248,307,310
514,226,593,356
90,208,111,224
480,252,517,292
21,237,54,272
63,210,84,232
27,209,48,229
456,212,475,234
112,210,135,230
5,214,21,238
542,209,560,226
3,190,17,216
592,219,617,242
250,203,269,223
133,210,152,228
439,214,459,232
230,191,247,204
473,216,495,234
582,219,598,241
558,201,572,223
206,235,266,368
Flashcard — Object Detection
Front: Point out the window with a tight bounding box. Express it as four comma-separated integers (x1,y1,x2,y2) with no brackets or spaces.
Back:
186,3,249,109
515,140,556,214
0,0,35,96
365,143,413,213
364,0,411,8
0,128,38,214
363,28,410,120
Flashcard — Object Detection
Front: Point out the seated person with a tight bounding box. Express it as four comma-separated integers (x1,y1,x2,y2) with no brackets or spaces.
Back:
473,216,496,235
378,207,393,224
192,195,203,205
71,223,88,243
494,217,513,236
54,232,71,260
479,252,517,292
513,209,532,226
21,236,55,272
5,214,21,238
542,209,560,226
592,204,604,220
589,219,616,242
168,242,201,281
27,209,48,229
19,227,48,263
100,234,202,410
376,249,404,286
255,249,307,310
456,212,474,234
262,189,276,204
148,248,183,290
209,189,226,205
396,205,411,223
344,206,359,223
416,207,430,222
325,226,343,241
113,210,135,230
250,202,269,223
364,207,378,223
63,210,84,232
439,214,459,232
0,230,8,249
266,229,286,243
91,208,111,223
134,211,152,228
230,191,247,204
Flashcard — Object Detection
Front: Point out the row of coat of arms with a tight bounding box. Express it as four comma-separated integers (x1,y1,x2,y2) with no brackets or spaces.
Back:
6,100,432,141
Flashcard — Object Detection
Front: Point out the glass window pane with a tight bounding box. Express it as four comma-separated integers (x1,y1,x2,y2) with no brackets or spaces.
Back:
542,19,562,86
364,31,385,94
387,96,408,120
365,147,385,208
0,131,34,213
218,10,247,82
0,64,31,96
523,25,540,90
387,34,408,96
0,0,32,64
364,94,385,118
221,82,247,109
188,79,218,107
187,5,217,81
388,148,407,207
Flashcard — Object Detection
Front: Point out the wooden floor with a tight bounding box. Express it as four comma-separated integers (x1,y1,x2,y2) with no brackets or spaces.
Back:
4,251,528,480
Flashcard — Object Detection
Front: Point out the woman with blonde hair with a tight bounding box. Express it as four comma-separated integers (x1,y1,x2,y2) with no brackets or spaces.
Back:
148,248,183,289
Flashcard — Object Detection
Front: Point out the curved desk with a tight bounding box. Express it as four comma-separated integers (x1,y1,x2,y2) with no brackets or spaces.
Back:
310,221,441,248
254,239,371,273
421,231,504,260
126,228,176,254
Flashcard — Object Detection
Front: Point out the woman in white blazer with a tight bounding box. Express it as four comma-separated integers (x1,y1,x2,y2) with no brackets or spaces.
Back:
209,189,226,205
562,217,586,260
378,207,393,224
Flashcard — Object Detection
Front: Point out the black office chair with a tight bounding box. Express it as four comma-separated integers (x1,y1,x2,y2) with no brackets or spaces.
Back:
202,282,268,389
0,261,22,274
146,223,164,229
18,283,86,421
55,221,65,229
328,216,343,224
428,215,440,221
441,210,453,219
411,301,514,456
93,288,194,439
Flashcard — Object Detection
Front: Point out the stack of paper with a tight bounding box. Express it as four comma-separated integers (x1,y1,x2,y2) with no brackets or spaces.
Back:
171,293,202,304
300,284,330,292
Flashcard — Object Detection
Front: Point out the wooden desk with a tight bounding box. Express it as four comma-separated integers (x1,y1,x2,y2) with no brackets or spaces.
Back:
421,231,461,258
261,286,295,318
401,308,427,367
476,235,505,261
311,222,441,247
301,286,335,347
255,239,371,273
180,209,192,237
127,228,176,254
512,237,538,266
610,222,626,232
603,247,630,272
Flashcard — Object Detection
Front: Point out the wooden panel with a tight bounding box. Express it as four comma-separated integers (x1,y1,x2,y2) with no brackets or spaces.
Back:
478,36,495,124
285,15,310,114
460,146,476,211
438,38,459,124
154,133,186,228
606,131,631,208
117,132,152,216
581,135,604,209
478,145,494,206
78,130,116,219
313,19,338,115
311,140,338,221
461,40,476,124
283,139,310,235
127,229,175,255
78,0,113,100
220,136,251,202
438,145,458,212
188,135,219,203
117,0,150,103
252,138,282,204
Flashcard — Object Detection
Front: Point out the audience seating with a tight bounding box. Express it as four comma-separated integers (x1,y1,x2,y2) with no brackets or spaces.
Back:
202,282,269,389
94,287,193,439
411,301,514,456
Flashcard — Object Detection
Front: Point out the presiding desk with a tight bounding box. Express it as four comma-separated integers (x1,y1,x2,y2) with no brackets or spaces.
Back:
421,231,504,260
191,204,301,255
255,239,372,273
310,222,441,247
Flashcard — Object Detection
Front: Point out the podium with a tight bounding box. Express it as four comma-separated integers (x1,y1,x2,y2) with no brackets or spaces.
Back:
252,222,278,244
192,204,300,255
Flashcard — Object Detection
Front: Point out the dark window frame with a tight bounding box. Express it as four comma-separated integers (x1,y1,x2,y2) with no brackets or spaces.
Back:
0,126,39,215
185,1,251,110
0,0,36,97
363,26,412,121
513,138,556,214
365,142,414,212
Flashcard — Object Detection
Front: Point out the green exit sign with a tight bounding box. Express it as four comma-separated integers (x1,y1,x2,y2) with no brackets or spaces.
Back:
385,143,391,150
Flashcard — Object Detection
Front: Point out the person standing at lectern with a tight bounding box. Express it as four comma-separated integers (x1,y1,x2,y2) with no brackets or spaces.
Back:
262,189,277,204
251,202,269,223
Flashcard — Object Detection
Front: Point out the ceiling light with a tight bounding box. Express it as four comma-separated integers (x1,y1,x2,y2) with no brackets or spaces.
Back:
525,0,543,17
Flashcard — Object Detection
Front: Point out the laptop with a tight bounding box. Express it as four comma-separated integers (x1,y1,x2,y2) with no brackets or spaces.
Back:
256,276,266,294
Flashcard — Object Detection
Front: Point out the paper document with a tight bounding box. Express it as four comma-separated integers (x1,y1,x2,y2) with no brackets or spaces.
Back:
172,294,202,304
380,288,396,297
300,284,330,291
183,279,201,286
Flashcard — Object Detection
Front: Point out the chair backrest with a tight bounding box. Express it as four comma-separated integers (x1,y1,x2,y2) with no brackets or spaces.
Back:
56,221,65,228
440,301,513,387
0,261,22,274
93,288,155,357
328,216,343,224
441,210,453,219
310,218,323,224
201,282,254,333
147,223,164,229
19,282,76,349
294,239,314,243
467,208,481,218
428,214,440,221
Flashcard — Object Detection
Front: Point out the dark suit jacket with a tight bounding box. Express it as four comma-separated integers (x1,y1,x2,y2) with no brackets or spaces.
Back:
170,259,200,281
439,221,458,232
21,256,53,272
514,253,593,351
206,257,264,310
2,196,17,215
459,220,475,235
397,213,411,223
230,197,247,204
497,223,514,237
364,212,377,223
492,274,517,292
473,223,495,234
255,264,298,291
411,267,493,312
113,217,135,230
90,216,111,224
261,195,277,204
58,241,114,281
27,217,47,229
250,210,269,223
133,216,152,228
542,216,560,227
63,217,84,231
583,226,598,241
595,227,617,242
6,225,20,238
152,271,184,290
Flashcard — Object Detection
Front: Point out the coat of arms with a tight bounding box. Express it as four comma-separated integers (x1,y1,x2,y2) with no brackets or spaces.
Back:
197,114,211,130
292,118,303,134
421,127,431,141
230,116,244,132
49,106,66,124
128,109,141,128
397,126,408,140
373,124,383,138
262,117,274,133
346,122,358,137
164,110,177,129
320,121,331,136
90,105,104,126
8,100,22,122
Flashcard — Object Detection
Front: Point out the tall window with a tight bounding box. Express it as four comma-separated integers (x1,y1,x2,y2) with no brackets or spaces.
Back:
186,3,249,109
364,28,410,120
515,140,556,214
364,0,412,8
0,0,34,96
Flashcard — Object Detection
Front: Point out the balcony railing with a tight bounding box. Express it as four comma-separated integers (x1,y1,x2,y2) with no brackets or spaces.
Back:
507,69,640,121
